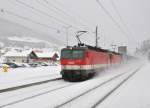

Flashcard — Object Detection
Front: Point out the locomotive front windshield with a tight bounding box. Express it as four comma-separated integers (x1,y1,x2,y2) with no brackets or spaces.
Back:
61,49,84,59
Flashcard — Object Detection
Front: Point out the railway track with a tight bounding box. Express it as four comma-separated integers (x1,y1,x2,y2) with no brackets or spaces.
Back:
0,80,77,108
55,66,142,108
0,77,62,93
91,66,142,108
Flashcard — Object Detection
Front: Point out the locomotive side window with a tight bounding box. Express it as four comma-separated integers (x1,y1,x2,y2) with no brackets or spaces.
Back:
61,49,84,59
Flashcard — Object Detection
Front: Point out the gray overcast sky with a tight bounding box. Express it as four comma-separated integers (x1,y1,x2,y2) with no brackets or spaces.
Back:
0,0,150,53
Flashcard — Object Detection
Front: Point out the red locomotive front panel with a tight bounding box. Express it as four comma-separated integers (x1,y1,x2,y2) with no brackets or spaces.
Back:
61,48,86,66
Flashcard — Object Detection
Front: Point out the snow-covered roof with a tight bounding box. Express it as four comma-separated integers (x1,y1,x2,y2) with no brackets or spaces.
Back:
3,50,32,57
34,52,56,58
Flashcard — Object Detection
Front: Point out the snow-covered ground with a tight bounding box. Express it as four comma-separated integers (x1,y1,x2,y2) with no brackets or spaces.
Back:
0,65,61,90
98,61,150,108
0,60,148,108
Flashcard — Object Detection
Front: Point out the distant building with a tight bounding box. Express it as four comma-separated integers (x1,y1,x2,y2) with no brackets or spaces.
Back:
29,51,59,63
3,49,59,63
0,48,7,57
118,46,127,55
0,49,1,57
3,50,32,63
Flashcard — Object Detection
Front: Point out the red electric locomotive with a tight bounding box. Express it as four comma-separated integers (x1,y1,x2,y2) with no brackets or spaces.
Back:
60,30,122,81
60,44,122,81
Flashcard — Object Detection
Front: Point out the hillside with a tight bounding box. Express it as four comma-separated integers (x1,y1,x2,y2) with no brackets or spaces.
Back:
0,18,62,48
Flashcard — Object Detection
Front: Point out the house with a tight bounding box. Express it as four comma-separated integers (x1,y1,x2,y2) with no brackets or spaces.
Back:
3,49,59,64
0,48,7,57
3,50,32,63
29,51,59,63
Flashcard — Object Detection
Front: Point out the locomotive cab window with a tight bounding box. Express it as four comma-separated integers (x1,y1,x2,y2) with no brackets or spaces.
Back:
61,49,85,59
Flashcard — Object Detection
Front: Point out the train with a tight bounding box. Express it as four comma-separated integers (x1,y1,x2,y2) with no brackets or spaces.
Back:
60,44,123,81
